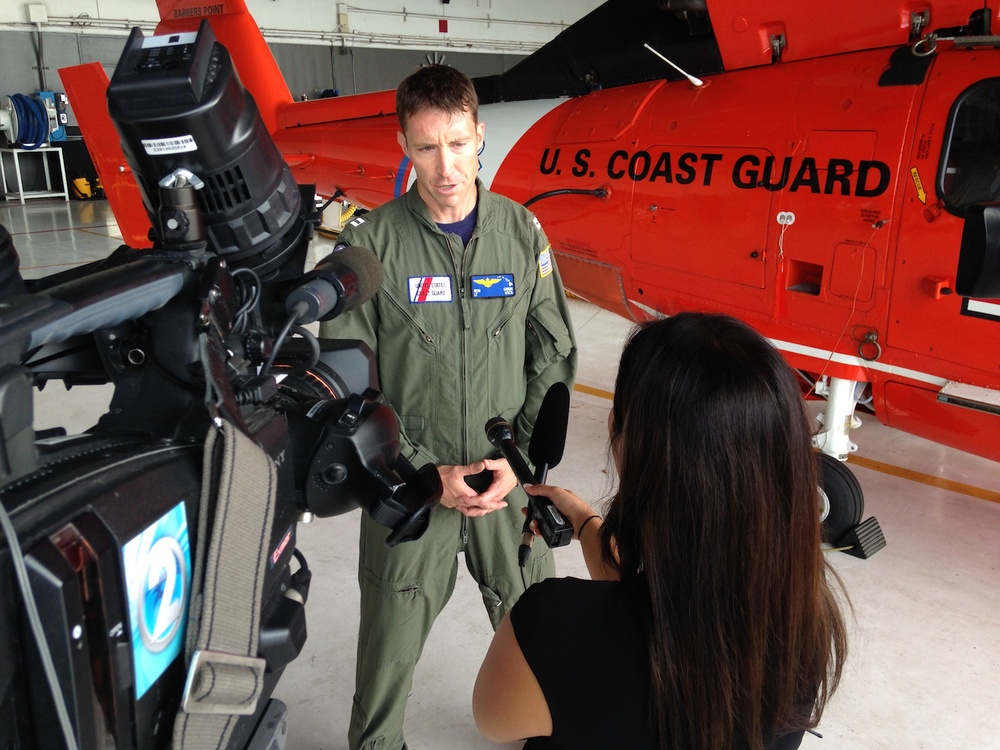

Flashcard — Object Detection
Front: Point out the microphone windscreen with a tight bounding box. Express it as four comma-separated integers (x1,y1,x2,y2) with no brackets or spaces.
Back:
528,381,570,470
485,415,512,446
331,244,384,311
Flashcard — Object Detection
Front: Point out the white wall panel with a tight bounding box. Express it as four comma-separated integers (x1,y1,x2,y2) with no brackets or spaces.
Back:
0,0,605,53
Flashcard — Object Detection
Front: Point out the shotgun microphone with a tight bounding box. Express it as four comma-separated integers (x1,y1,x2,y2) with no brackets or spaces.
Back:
525,382,573,550
286,244,384,323
528,381,570,483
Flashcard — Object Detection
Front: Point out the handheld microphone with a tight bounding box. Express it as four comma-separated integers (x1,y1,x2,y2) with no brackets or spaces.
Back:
286,244,384,324
484,415,543,565
485,383,573,564
484,416,535,486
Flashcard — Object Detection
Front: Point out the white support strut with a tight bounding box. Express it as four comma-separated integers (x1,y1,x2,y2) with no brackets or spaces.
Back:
812,376,862,461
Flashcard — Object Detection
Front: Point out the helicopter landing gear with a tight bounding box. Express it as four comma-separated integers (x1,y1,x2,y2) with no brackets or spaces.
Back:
817,455,886,558
818,452,864,543
811,376,886,557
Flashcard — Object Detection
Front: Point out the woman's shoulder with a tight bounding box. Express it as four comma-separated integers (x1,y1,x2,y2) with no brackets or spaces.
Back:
511,577,638,639
516,576,620,608
511,578,653,749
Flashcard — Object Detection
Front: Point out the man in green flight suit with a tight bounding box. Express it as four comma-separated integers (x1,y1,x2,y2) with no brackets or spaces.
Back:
320,64,578,750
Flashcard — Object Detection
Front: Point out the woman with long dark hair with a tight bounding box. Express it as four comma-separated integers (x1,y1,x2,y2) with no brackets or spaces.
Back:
474,312,849,750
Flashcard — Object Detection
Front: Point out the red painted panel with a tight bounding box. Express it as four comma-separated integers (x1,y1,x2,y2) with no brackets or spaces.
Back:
58,62,151,248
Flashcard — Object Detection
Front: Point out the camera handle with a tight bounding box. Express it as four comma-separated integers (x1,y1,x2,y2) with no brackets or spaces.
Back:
175,420,274,746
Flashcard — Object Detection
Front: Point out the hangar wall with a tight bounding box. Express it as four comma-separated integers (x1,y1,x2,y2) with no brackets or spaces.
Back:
0,27,527,112
0,1,602,128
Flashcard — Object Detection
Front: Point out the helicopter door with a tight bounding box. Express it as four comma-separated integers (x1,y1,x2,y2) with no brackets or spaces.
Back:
941,78,1000,299
888,69,1000,364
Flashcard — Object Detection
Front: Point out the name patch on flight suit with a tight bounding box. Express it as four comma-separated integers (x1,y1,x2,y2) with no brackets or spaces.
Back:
471,274,515,299
409,276,453,303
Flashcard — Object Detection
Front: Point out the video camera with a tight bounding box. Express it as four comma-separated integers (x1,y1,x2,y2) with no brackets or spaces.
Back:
0,21,440,750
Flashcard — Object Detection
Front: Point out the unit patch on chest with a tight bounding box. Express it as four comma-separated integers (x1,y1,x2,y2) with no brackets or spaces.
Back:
471,274,515,298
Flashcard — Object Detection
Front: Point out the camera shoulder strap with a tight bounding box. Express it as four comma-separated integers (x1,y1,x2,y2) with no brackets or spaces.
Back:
173,419,276,749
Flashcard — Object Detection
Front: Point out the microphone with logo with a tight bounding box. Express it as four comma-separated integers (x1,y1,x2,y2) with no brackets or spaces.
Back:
485,382,573,568
286,243,384,324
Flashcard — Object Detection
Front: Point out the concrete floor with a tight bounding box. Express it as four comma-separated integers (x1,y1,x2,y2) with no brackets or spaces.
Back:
4,197,1000,750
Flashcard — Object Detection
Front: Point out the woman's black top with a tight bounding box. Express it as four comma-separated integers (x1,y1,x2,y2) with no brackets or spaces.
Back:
510,577,805,750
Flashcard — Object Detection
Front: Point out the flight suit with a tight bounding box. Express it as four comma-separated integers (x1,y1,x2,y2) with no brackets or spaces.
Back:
320,180,578,750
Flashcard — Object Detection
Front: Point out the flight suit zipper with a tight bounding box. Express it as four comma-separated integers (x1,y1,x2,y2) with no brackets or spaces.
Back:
456,233,472,551
384,292,435,346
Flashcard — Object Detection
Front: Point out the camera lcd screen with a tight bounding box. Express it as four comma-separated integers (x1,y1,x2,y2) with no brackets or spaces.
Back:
121,500,192,699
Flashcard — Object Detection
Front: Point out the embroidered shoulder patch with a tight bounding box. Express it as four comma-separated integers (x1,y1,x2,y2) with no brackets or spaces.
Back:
538,246,553,278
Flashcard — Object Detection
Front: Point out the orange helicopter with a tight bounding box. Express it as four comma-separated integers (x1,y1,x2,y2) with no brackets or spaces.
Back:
60,0,1000,546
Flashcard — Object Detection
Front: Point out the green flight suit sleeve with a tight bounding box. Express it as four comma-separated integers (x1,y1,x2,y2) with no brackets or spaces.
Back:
513,231,579,456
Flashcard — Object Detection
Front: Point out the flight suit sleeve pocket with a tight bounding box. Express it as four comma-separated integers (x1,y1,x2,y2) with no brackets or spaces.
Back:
526,298,574,373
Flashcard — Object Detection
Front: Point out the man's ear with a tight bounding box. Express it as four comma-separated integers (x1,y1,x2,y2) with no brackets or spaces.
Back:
397,130,407,154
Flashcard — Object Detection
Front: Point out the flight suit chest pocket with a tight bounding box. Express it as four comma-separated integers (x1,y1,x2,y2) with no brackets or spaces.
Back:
378,291,442,435
383,291,439,355
484,303,524,416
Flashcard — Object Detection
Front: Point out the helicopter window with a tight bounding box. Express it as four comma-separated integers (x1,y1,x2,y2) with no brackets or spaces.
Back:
940,79,1000,213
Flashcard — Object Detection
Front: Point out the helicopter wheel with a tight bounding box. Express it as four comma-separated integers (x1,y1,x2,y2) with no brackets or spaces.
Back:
817,453,864,543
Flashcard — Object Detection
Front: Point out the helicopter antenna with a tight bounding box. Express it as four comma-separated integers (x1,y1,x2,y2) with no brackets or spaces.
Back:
644,43,704,86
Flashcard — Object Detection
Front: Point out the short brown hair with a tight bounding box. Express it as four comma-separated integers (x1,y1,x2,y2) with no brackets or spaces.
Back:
395,64,479,133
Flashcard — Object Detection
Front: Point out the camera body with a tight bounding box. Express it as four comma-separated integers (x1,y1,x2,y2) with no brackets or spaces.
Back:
0,417,295,750
0,20,439,750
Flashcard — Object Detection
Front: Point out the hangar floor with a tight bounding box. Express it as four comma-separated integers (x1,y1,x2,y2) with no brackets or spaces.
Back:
3,197,999,750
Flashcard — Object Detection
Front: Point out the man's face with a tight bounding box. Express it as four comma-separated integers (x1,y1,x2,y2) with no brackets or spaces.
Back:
398,106,485,224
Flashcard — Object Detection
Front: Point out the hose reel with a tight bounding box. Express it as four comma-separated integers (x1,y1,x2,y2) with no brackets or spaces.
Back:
0,93,62,150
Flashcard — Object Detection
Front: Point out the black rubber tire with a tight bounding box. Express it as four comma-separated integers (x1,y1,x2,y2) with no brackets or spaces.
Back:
818,453,864,543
